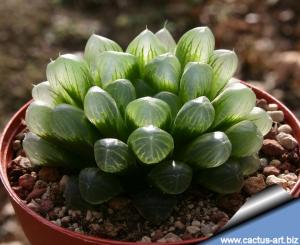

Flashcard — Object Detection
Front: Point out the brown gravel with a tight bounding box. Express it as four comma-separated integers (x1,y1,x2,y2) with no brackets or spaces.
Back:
5,100,300,243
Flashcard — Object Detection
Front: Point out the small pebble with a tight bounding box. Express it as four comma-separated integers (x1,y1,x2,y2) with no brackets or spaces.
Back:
39,167,60,182
266,175,288,187
267,103,278,111
187,204,194,209
243,175,266,195
174,221,185,230
141,236,152,243
260,158,268,168
261,139,285,157
163,233,182,242
276,132,298,150
270,159,281,166
263,166,280,176
278,124,292,134
256,99,268,110
186,226,201,234
278,173,298,182
18,174,35,190
191,220,201,227
267,111,284,123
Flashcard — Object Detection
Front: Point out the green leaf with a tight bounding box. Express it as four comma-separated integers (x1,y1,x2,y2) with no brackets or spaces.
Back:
244,107,273,136
154,91,182,120
179,62,213,102
126,29,167,75
149,161,193,194
133,189,177,224
184,132,232,169
225,120,263,157
128,126,174,165
23,132,85,168
84,34,122,70
239,154,261,176
208,49,238,99
125,97,172,130
79,168,123,205
25,101,53,139
94,138,135,173
176,27,215,66
95,51,139,86
63,176,92,210
51,104,99,158
84,86,126,138
196,159,244,194
172,96,215,139
211,83,256,128
134,79,156,98
104,79,136,115
155,26,176,53
32,81,57,107
46,54,93,107
144,53,181,93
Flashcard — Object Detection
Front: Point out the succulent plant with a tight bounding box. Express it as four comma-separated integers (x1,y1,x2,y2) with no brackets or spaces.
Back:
24,26,272,224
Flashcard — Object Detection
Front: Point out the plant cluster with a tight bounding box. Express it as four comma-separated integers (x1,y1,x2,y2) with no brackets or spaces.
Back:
24,26,272,223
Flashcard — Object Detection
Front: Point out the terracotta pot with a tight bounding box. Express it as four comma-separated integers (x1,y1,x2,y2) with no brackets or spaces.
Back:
1,83,300,245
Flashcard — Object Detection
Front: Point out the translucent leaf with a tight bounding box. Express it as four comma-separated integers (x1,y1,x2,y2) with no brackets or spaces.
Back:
25,101,53,139
51,104,100,158
63,176,92,209
126,29,167,75
208,49,238,99
179,62,213,102
32,81,57,107
128,126,174,165
133,189,177,224
149,161,193,194
94,138,135,173
46,54,93,107
84,34,122,70
175,27,215,66
79,168,123,205
104,79,136,116
134,79,156,98
95,51,139,86
154,91,182,120
184,132,232,169
23,132,85,168
239,154,261,176
84,86,126,138
211,83,256,128
172,96,215,139
144,53,181,93
196,159,244,194
225,120,263,157
244,107,272,136
155,26,176,53
125,97,172,130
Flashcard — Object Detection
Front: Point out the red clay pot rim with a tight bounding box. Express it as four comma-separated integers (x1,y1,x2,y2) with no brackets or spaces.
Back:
0,82,299,245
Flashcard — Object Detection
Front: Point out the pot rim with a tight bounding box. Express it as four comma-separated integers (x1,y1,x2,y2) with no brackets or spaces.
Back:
0,82,299,245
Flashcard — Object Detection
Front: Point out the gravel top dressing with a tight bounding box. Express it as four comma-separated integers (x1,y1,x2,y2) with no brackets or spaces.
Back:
7,99,300,243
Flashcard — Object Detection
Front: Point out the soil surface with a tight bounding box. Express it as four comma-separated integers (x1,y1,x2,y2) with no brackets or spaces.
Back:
5,101,300,243
1,0,300,244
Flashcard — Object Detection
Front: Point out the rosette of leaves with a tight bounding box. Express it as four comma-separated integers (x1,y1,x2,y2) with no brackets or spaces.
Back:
24,25,272,224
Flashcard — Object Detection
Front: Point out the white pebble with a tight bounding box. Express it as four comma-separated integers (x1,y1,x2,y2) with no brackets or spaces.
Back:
278,124,292,134
267,111,284,122
186,225,201,234
266,175,287,186
191,220,201,227
278,173,298,182
276,132,298,150
141,236,152,243
267,103,278,111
